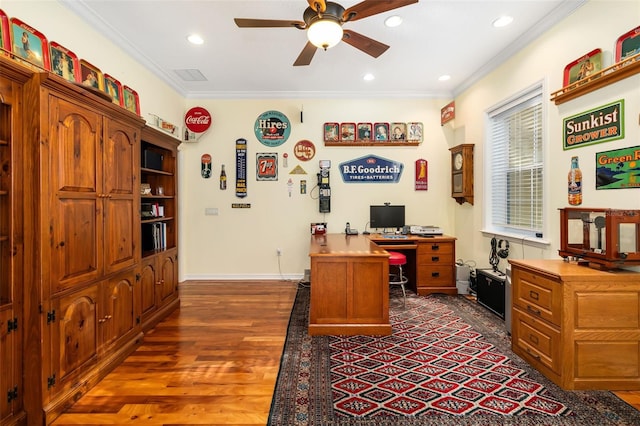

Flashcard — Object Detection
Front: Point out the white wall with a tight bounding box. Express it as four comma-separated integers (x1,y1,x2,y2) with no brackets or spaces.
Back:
180,98,454,279
453,0,640,271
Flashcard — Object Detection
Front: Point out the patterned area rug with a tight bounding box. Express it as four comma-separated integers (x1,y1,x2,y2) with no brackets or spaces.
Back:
268,286,640,425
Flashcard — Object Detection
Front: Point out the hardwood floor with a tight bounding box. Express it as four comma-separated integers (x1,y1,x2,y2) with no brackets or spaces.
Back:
50,280,640,425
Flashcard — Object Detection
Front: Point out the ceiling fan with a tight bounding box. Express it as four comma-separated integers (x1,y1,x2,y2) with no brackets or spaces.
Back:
234,0,419,66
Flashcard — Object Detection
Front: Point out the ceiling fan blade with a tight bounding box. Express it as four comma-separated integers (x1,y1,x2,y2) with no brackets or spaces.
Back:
343,0,419,22
342,30,389,58
293,41,318,66
307,0,327,13
234,18,304,28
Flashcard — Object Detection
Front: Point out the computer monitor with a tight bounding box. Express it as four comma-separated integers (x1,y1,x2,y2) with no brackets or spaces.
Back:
370,205,405,232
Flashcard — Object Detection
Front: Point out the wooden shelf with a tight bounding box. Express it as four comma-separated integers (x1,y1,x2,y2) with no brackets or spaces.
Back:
551,53,640,105
325,140,420,147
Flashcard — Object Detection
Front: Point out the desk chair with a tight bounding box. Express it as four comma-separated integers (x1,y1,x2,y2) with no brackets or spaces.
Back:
388,251,408,308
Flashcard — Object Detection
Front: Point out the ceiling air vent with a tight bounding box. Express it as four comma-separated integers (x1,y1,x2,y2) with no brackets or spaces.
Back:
174,69,207,81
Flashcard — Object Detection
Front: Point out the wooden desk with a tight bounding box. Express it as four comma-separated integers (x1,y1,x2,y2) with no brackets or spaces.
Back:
309,234,392,336
370,234,457,296
308,233,457,336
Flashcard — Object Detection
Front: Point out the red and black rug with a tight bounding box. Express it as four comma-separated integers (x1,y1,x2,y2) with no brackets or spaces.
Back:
268,286,640,425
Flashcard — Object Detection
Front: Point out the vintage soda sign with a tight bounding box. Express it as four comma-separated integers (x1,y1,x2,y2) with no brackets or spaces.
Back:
563,100,624,150
254,110,290,147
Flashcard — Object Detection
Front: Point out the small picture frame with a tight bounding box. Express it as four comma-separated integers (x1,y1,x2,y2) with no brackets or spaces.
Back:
80,59,104,91
390,122,407,141
615,25,640,62
563,49,602,86
0,9,10,55
103,74,123,106
323,122,339,142
373,122,389,141
49,41,79,83
357,123,372,141
407,122,423,142
10,17,49,70
122,85,141,115
340,122,356,141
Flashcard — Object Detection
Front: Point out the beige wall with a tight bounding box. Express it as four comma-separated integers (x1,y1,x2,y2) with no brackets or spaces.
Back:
5,0,640,279
453,0,640,272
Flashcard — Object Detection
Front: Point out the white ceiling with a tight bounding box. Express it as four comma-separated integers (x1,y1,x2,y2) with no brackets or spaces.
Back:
59,0,586,99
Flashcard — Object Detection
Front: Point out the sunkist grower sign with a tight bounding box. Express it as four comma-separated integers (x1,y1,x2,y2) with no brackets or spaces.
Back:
563,100,624,150
339,155,403,183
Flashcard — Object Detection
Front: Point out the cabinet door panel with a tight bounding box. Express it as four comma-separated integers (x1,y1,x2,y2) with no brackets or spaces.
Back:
159,252,177,305
50,97,100,193
0,309,18,420
140,259,157,319
49,97,102,293
51,198,99,293
103,122,136,195
104,197,136,273
100,272,135,351
56,286,98,383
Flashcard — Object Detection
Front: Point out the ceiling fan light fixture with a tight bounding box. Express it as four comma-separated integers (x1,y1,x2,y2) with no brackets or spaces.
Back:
307,18,343,50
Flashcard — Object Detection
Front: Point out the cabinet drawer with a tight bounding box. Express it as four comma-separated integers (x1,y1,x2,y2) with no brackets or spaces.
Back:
513,307,561,374
417,266,453,286
417,242,454,264
513,269,561,325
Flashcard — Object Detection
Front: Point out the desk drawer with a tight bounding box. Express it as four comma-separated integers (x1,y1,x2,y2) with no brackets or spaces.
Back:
418,243,454,266
513,307,561,374
513,268,561,326
417,265,453,286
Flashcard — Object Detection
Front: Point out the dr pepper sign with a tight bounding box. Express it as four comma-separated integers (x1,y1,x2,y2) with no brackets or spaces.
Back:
184,106,212,141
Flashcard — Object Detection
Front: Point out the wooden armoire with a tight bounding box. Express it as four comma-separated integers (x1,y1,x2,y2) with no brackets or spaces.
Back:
0,55,180,425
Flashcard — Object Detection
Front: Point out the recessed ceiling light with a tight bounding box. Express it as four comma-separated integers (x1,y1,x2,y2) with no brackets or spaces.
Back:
187,34,204,45
385,16,403,27
363,73,375,81
438,75,451,82
493,16,513,28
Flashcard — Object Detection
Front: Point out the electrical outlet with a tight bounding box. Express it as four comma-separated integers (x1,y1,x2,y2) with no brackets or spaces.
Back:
277,248,282,256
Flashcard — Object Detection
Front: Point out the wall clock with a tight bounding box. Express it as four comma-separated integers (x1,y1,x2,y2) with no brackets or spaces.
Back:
449,144,474,205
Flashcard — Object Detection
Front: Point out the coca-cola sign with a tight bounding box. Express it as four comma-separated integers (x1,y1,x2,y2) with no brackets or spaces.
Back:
184,107,212,134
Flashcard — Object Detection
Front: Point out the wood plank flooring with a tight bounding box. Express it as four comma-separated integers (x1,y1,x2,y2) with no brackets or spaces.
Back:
51,281,640,425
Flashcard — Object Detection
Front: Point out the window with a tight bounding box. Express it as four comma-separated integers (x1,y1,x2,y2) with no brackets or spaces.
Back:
486,84,543,238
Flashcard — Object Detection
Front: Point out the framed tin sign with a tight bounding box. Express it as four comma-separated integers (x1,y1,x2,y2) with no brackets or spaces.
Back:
615,25,640,62
80,59,104,91
123,85,140,115
49,41,79,83
563,49,602,86
10,17,49,70
596,145,640,190
256,153,278,181
0,9,11,55
254,110,290,147
563,99,624,150
103,74,123,106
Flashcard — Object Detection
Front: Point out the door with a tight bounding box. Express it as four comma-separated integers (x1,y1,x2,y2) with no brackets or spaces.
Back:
48,96,102,294
100,269,136,351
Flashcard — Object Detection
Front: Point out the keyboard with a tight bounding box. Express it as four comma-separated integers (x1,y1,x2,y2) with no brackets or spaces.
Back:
382,235,408,239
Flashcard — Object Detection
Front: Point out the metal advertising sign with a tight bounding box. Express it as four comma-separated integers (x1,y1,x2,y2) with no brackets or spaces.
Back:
563,100,624,150
254,110,291,147
415,159,428,190
596,145,640,190
235,138,247,198
339,155,403,183
293,139,316,161
256,153,278,181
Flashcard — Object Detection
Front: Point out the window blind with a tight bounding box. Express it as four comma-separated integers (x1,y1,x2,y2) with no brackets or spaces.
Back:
488,90,543,234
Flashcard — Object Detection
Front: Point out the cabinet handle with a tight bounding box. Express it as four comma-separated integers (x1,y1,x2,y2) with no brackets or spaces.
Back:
98,318,106,324
432,256,439,262
431,244,440,250
105,315,112,320
525,348,541,360
527,305,541,316
431,272,440,278
529,290,539,300
528,334,539,345
156,281,162,286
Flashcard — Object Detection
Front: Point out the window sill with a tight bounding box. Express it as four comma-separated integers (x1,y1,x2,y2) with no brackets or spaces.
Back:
480,229,551,249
